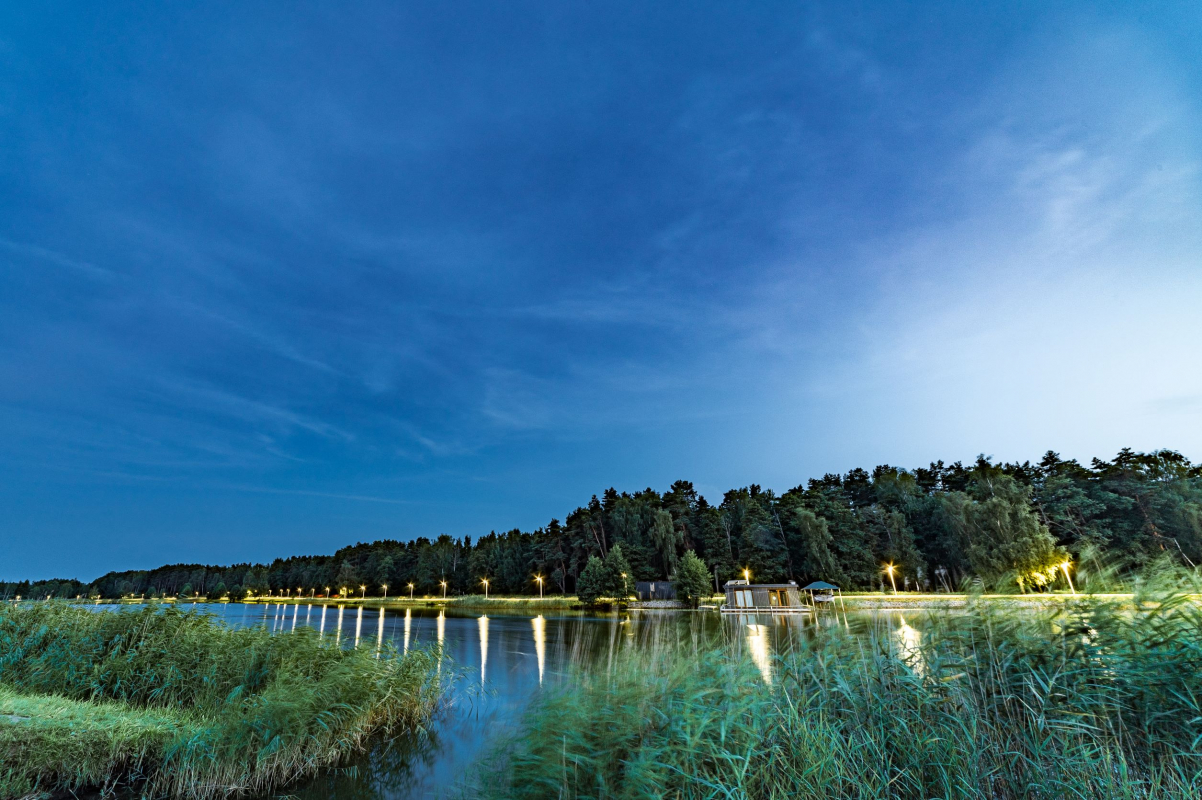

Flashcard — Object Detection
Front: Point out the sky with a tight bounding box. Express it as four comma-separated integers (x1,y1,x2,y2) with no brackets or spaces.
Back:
2,2,1200,580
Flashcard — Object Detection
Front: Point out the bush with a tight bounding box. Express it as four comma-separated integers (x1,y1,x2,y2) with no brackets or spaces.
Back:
674,550,712,607
576,545,634,607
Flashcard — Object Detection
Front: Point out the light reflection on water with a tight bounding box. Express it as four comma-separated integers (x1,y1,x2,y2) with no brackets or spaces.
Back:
103,602,933,799
893,613,926,677
532,614,545,685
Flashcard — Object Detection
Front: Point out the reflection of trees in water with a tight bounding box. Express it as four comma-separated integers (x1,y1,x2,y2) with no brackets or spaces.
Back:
553,610,932,687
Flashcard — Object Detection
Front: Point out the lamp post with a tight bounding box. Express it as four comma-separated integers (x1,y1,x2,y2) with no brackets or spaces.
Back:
1061,561,1076,595
621,572,628,599
482,578,489,600
885,564,898,594
325,586,331,598
382,584,389,599
341,586,348,599
440,580,447,600
408,583,414,601
535,575,543,599
360,584,366,600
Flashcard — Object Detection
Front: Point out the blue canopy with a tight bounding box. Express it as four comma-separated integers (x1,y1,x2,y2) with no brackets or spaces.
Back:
801,581,840,591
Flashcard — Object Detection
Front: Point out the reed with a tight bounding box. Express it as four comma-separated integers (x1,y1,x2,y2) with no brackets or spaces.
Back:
483,588,1202,799
0,603,444,798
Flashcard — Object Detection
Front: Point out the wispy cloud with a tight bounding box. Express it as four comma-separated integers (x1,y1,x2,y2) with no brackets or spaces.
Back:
0,238,113,279
218,484,412,505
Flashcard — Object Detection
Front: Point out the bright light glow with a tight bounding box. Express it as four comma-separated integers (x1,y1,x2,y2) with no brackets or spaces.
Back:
1061,561,1077,594
884,563,898,593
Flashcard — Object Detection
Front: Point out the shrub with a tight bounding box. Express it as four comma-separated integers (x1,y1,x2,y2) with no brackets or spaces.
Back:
673,549,712,607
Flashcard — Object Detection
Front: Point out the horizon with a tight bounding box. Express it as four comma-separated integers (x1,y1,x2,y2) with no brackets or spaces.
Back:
3,2,1201,581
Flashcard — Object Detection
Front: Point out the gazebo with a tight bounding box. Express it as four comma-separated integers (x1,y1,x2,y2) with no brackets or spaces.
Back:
800,581,847,613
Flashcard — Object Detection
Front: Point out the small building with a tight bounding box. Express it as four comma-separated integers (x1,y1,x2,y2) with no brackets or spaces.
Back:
721,579,807,613
634,580,676,601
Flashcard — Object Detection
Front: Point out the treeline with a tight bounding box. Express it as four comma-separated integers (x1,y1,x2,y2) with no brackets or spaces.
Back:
4,448,1200,601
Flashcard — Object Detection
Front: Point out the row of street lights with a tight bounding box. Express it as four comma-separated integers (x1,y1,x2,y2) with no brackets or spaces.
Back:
259,574,552,600
734,559,1076,595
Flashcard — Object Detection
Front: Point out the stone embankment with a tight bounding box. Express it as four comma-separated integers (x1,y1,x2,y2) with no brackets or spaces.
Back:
629,600,689,609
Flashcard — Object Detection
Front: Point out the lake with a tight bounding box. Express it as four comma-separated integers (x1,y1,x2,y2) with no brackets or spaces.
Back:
166,602,927,799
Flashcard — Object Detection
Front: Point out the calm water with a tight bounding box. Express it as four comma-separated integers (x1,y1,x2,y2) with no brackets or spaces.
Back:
154,602,925,799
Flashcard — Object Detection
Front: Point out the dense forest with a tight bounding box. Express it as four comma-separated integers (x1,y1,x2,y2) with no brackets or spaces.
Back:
5,449,1200,601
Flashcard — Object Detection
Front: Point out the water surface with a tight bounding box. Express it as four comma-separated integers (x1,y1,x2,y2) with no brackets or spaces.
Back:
163,602,926,798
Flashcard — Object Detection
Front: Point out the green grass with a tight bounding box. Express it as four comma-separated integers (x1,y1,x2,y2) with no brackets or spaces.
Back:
445,594,580,610
0,685,194,797
239,594,582,610
482,588,1202,799
0,602,444,799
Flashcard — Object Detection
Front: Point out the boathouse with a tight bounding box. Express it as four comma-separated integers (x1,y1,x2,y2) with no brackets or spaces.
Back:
722,579,806,613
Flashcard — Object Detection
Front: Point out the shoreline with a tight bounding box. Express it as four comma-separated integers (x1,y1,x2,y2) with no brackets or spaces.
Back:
53,591,1151,612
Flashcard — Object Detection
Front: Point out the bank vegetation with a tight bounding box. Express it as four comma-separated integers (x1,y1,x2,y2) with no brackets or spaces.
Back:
0,603,443,799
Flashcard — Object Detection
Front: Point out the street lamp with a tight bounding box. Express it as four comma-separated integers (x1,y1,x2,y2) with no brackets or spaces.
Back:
885,564,898,594
535,575,543,599
325,586,331,598
1061,561,1076,595
621,572,628,599
382,583,389,599
743,568,750,582
440,580,447,600
360,584,366,600
408,583,414,600
482,578,489,599
341,586,348,598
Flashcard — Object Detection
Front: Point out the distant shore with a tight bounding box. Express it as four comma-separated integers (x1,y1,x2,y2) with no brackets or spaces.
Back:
58,590,1147,612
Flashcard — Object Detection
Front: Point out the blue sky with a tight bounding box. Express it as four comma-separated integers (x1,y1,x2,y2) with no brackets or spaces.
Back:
2,2,1200,580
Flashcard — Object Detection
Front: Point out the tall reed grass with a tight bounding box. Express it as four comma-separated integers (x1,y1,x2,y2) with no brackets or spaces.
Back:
0,603,444,798
483,588,1202,799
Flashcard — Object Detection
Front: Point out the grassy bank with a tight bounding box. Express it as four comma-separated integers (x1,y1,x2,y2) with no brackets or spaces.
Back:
445,594,579,610
239,594,582,611
483,589,1202,799
0,603,444,799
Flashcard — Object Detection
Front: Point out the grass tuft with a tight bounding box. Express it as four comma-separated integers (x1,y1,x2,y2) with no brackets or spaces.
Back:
0,603,444,798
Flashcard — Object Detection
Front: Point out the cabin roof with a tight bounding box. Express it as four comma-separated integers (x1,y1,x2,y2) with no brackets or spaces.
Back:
800,581,840,591
724,581,799,590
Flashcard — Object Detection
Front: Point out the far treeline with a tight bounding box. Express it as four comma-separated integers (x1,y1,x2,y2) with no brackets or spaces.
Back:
6,448,1201,601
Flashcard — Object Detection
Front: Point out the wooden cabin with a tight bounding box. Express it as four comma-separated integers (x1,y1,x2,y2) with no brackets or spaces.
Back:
721,579,807,613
